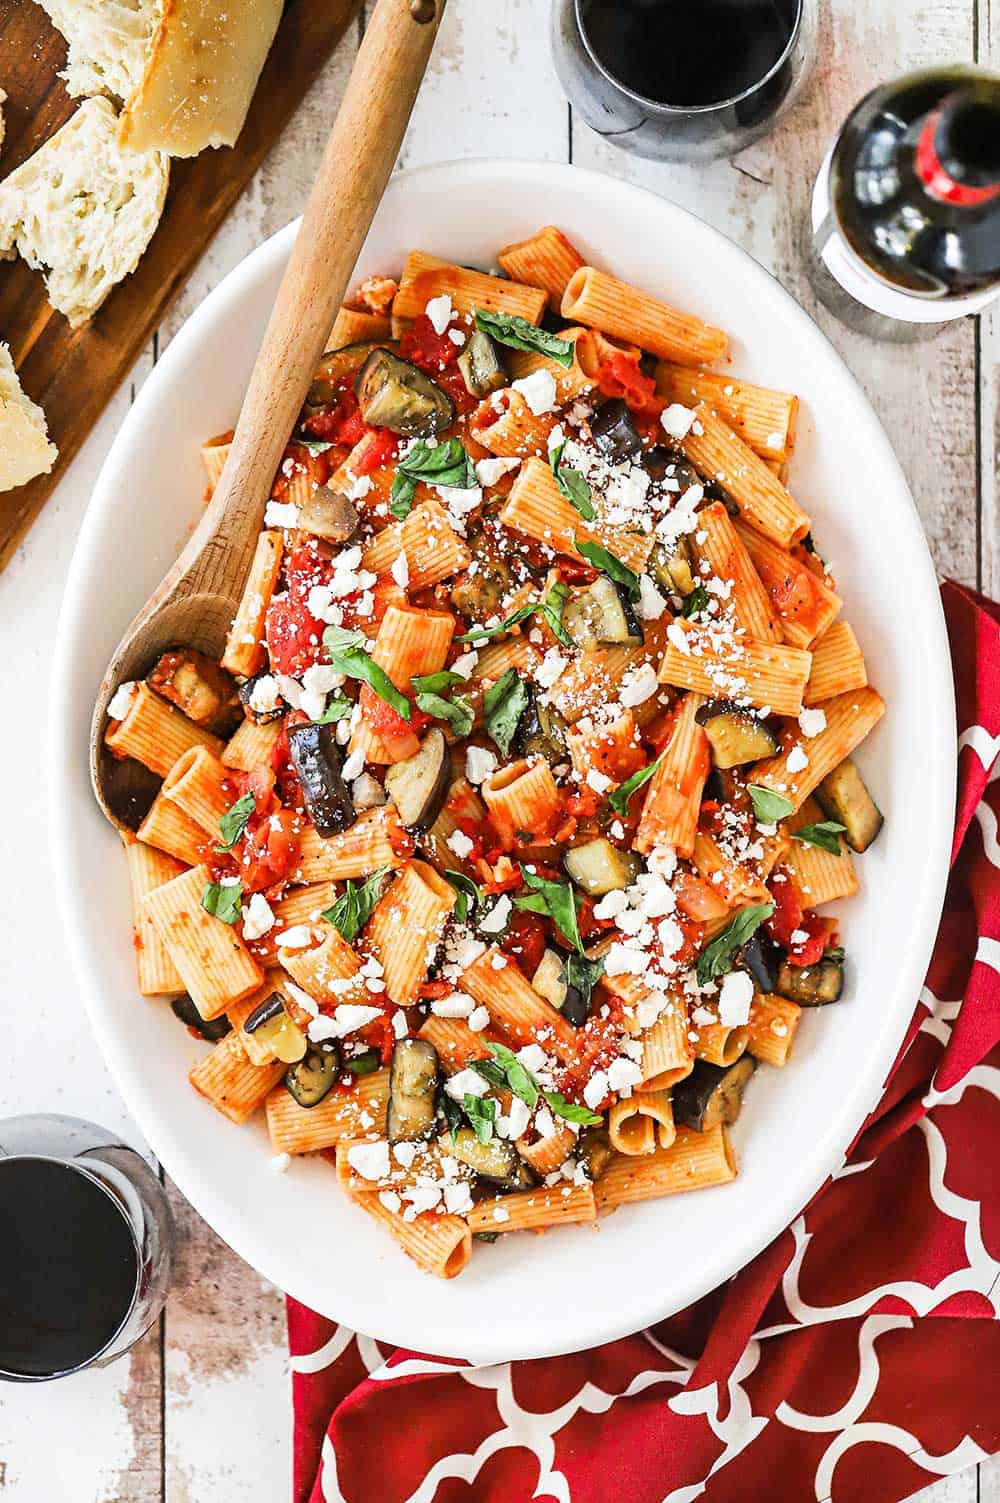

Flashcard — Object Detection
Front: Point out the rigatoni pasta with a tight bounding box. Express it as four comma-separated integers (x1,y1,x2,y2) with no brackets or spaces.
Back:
101,227,886,1279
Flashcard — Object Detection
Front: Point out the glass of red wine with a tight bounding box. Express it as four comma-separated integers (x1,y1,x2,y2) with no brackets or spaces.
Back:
552,0,816,162
0,1115,172,1382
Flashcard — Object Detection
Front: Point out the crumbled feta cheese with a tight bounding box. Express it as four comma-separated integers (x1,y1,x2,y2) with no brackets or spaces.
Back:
798,707,828,739
497,1097,531,1141
593,889,628,920
425,293,453,335
586,768,613,794
307,1004,383,1041
479,894,512,935
241,893,275,941
475,456,521,488
666,620,691,655
447,829,475,860
517,1044,548,1073
341,748,366,781
620,662,659,708
493,1205,510,1224
789,928,810,946
431,991,475,1018
660,403,697,440
450,650,479,679
637,574,668,621
392,1009,409,1039
348,1141,391,1181
107,681,139,720
786,745,809,774
604,942,648,977
378,1189,402,1214
393,1141,417,1168
276,925,313,949
536,648,568,690
247,674,281,715
390,550,410,588
607,1057,643,1093
270,1153,291,1174
445,1068,490,1102
467,1005,490,1032
718,969,754,1028
466,745,498,785
448,328,467,348
583,1071,609,1110
264,500,300,529
512,368,557,416
444,1182,474,1215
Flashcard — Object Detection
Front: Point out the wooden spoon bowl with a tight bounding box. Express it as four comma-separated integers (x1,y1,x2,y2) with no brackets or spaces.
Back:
90,0,445,831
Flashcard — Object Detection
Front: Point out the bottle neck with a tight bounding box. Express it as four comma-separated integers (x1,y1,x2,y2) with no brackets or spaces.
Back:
914,103,1000,207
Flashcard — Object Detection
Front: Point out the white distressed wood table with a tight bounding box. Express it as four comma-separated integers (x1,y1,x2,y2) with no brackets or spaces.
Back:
0,1,996,1498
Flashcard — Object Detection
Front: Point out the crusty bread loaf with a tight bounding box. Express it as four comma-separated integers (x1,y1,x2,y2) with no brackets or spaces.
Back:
119,0,283,157
39,0,283,159
37,0,157,104
0,97,168,328
0,342,58,492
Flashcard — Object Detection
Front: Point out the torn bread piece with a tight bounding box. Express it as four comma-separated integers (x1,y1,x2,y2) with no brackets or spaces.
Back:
0,343,58,492
0,97,168,328
39,0,283,159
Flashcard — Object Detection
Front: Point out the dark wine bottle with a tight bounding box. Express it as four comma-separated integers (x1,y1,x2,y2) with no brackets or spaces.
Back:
810,67,1000,335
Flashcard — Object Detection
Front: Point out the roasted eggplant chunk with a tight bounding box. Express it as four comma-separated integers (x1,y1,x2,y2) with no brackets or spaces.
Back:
591,398,642,462
564,837,642,897
673,1056,757,1132
387,1038,439,1143
564,574,643,648
775,958,844,1005
308,340,397,407
296,484,358,543
243,992,308,1064
531,947,580,1018
450,545,515,623
696,699,780,769
285,1043,340,1107
642,448,701,491
739,930,781,995
148,650,241,735
457,328,507,398
238,670,284,725
451,1127,534,1188
383,728,450,830
513,690,567,765
650,535,697,597
576,1126,614,1182
355,348,454,435
815,758,883,853
171,994,231,1042
288,722,355,836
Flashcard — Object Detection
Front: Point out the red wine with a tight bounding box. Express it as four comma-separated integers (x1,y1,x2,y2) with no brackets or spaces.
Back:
830,69,1000,297
0,1158,139,1378
579,0,797,109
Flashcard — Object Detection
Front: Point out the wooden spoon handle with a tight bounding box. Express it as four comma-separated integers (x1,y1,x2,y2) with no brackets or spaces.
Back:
195,0,445,586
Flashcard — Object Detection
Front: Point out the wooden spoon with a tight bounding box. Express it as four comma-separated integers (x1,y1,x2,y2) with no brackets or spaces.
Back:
89,0,445,830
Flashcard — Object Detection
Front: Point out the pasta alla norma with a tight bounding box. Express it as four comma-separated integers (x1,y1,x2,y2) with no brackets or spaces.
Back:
105,229,886,1279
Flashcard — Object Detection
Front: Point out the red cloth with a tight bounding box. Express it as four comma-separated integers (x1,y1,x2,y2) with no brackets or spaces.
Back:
287,581,1000,1503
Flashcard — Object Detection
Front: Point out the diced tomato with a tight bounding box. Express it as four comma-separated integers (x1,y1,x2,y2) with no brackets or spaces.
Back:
557,559,599,586
596,351,663,417
417,979,453,1001
240,806,300,894
497,910,547,980
265,593,325,677
433,362,479,418
353,427,399,475
565,787,602,820
673,869,729,924
270,711,308,810
303,381,368,448
399,314,462,373
644,703,681,756
357,1012,396,1066
765,875,804,948
357,682,430,761
231,764,276,810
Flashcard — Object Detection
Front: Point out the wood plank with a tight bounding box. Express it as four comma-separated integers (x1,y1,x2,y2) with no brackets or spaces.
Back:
0,0,360,573
570,0,980,586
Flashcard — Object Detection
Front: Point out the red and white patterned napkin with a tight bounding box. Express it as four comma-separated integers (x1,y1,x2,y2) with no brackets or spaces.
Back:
287,580,1000,1503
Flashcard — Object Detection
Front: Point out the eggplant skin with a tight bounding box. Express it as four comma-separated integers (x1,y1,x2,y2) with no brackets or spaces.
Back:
288,723,355,837
739,932,780,995
355,348,454,436
775,959,844,1005
815,757,884,853
171,994,232,1042
591,398,642,462
285,1045,340,1108
673,1056,756,1132
387,1039,439,1143
383,729,450,830
695,699,779,769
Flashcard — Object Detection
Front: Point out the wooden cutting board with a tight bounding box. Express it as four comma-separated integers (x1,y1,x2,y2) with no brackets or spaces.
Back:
0,0,359,572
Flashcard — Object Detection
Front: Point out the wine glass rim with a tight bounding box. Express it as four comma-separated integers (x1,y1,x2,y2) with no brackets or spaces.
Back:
0,1154,141,1383
572,0,805,116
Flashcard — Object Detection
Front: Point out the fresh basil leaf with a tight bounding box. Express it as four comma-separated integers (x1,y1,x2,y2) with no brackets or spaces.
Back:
682,584,710,617
608,754,663,818
469,1058,507,1089
474,309,574,368
483,668,530,756
463,1092,498,1144
415,691,474,738
574,536,641,601
216,792,255,852
439,1090,463,1143
321,867,390,943
542,1090,603,1126
399,437,478,489
793,820,846,855
344,1049,380,1076
455,602,537,645
560,953,605,1009
515,867,584,954
324,626,411,721
696,902,775,985
389,472,417,520
412,670,467,695
549,439,595,520
313,692,353,725
486,1040,540,1109
201,879,243,926
323,625,367,652
297,437,334,456
443,870,482,925
747,785,795,824
540,580,573,648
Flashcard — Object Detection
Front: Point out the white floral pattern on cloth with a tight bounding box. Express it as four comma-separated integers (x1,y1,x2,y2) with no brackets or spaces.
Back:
286,582,1000,1503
